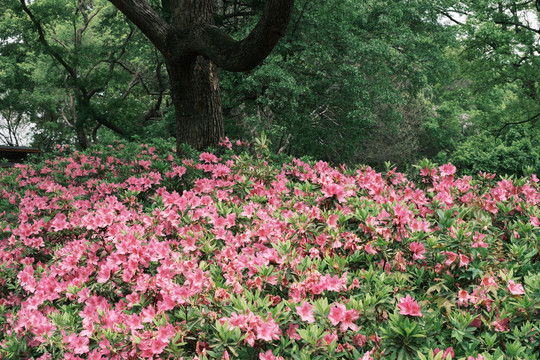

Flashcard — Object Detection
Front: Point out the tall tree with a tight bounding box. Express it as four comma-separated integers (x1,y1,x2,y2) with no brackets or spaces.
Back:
107,0,295,152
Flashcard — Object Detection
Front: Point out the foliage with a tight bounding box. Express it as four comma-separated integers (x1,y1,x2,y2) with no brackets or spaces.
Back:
431,0,540,174
221,0,455,167
1,141,539,359
0,0,167,149
449,128,540,177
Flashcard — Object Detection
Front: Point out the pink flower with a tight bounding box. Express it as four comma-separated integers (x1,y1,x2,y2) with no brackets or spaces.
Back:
360,349,374,360
199,152,218,163
259,350,283,360
286,324,301,341
365,243,377,255
507,280,525,295
458,289,470,306
492,317,509,332
443,251,457,265
459,254,470,268
340,308,359,332
328,303,359,332
439,163,456,177
63,334,90,355
150,338,168,355
397,294,423,317
328,303,346,326
468,355,484,360
434,347,454,359
256,317,282,341
157,323,176,343
296,301,315,323
481,276,498,288
323,331,338,346
409,242,426,260
321,183,346,203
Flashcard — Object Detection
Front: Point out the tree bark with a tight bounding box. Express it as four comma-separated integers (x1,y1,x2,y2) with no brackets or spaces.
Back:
166,51,224,151
108,0,295,151
167,0,224,151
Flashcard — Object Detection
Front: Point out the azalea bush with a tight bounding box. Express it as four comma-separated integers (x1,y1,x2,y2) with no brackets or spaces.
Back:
0,139,539,360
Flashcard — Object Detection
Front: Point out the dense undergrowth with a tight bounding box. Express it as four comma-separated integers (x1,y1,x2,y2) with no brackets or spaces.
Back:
0,139,539,360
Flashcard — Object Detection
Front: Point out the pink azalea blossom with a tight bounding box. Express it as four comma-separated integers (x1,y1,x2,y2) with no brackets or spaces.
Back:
63,334,90,355
259,350,284,360
321,183,347,203
492,317,509,332
296,301,315,323
458,289,470,307
443,251,457,265
323,331,338,346
256,317,282,341
328,303,346,326
468,355,484,360
409,242,426,260
439,163,456,177
286,324,301,341
328,303,359,332
397,294,423,317
364,243,377,255
434,347,454,359
340,308,359,332
360,349,375,360
481,276,498,288
507,280,525,295
459,253,470,268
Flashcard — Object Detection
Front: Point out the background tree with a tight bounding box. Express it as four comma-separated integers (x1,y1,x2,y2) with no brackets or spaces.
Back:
0,29,36,146
432,0,540,175
1,0,167,150
221,0,455,167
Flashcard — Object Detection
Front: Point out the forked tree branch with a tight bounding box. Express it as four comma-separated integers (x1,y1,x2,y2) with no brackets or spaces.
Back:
108,0,295,72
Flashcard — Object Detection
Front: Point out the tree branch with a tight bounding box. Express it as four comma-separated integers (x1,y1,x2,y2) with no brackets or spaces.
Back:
493,19,540,34
496,112,540,135
437,9,466,25
19,0,80,85
107,0,172,53
179,0,295,72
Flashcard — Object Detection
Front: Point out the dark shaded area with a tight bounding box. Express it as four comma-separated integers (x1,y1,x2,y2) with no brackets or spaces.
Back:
0,146,41,167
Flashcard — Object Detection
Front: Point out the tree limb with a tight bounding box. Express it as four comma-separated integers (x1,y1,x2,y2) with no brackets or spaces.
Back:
493,19,540,34
179,0,295,72
496,112,540,135
20,0,80,86
107,0,172,53
437,9,466,25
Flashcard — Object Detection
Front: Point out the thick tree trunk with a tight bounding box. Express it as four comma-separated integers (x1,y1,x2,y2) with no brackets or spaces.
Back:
166,0,224,151
167,56,224,151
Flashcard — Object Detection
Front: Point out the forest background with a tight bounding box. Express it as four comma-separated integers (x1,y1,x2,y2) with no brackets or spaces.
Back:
1,0,539,177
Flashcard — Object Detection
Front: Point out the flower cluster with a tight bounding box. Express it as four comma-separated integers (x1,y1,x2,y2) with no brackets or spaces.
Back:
0,141,538,359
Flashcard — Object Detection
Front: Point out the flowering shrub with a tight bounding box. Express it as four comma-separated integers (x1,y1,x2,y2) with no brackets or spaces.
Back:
0,140,539,359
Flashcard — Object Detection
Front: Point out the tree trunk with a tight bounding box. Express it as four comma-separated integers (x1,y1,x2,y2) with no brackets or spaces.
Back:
166,0,224,151
167,57,224,151
75,95,92,150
